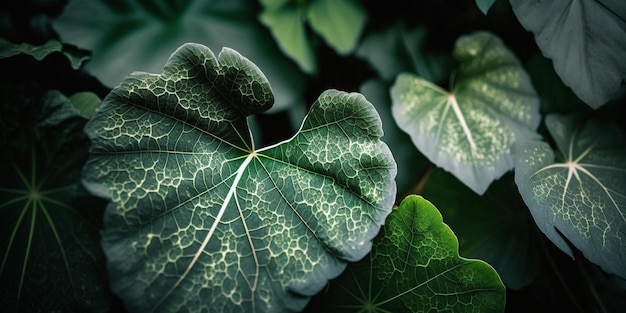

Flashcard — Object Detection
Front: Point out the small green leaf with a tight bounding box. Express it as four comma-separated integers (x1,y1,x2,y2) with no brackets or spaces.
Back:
356,23,452,84
0,38,89,69
514,113,626,279
307,195,506,312
0,38,61,60
510,0,626,108
69,91,101,119
476,0,497,15
83,43,397,312
259,5,317,74
0,90,110,312
391,31,540,195
306,0,366,55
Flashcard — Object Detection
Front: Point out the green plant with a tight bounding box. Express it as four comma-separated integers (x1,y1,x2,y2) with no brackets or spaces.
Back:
1,0,624,312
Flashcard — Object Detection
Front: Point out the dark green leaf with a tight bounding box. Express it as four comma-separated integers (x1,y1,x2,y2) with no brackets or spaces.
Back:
0,90,110,312
422,169,540,289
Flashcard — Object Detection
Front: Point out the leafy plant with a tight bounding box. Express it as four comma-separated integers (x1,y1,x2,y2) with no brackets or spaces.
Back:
306,195,504,312
1,0,625,312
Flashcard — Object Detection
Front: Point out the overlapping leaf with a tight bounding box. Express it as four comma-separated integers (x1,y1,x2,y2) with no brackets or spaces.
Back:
422,170,540,289
514,113,626,279
82,43,397,313
306,195,505,312
259,0,366,74
53,0,304,112
391,31,540,195
510,0,626,108
0,91,109,312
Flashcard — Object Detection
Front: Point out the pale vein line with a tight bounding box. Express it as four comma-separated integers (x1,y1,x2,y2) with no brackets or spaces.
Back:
449,95,476,151
150,153,254,313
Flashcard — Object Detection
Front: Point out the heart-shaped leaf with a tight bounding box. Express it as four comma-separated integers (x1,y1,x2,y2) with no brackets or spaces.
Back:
391,31,541,195
82,43,397,312
306,195,505,312
514,113,626,279
510,0,626,108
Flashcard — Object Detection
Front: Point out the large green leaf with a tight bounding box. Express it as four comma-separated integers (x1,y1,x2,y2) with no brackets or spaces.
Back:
1,91,110,312
510,0,626,108
53,0,304,112
306,195,505,312
82,43,397,312
514,113,626,279
391,31,540,195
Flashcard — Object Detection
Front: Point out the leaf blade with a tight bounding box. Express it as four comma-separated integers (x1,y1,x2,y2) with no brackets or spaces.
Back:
83,44,397,312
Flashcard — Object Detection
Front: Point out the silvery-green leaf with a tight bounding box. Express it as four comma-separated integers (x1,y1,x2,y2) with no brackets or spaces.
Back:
510,0,626,108
476,0,497,15
391,31,540,195
83,43,397,313
514,113,626,279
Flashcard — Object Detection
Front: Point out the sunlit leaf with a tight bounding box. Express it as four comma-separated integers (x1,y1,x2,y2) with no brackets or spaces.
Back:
514,113,626,279
510,0,626,108
0,90,110,312
53,0,304,112
306,195,505,312
82,43,397,312
422,169,540,289
391,31,541,195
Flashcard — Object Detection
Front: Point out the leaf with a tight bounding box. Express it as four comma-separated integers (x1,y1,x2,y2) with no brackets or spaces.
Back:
0,90,110,312
510,0,626,108
306,0,367,55
0,38,89,69
422,169,540,289
82,43,397,312
514,113,626,279
259,4,317,74
306,195,506,312
53,0,305,112
356,22,453,84
476,0,497,15
259,0,367,73
359,79,428,199
391,31,541,195
69,91,101,119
